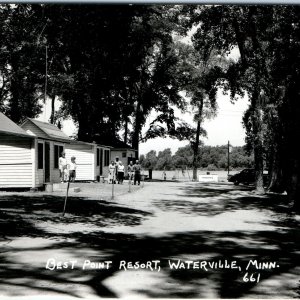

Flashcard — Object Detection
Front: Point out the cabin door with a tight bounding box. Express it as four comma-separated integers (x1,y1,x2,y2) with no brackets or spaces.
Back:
45,142,50,182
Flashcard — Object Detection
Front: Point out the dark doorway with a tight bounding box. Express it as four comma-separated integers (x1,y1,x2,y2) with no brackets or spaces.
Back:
45,142,50,182
100,149,103,176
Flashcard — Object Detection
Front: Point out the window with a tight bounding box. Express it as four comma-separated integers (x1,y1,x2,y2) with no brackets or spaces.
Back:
54,145,64,169
122,152,126,158
38,143,44,169
97,148,100,166
104,149,110,166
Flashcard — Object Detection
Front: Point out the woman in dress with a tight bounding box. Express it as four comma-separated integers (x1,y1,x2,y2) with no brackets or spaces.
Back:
108,161,116,184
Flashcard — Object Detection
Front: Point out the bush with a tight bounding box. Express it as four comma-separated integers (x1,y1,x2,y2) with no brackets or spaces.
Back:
207,164,218,171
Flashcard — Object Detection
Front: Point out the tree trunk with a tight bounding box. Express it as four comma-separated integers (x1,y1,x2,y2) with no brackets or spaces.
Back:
50,95,55,124
132,100,143,159
253,137,265,193
124,117,128,145
286,158,300,212
267,146,285,193
76,104,90,142
192,103,203,181
192,119,201,181
282,84,300,212
251,91,265,194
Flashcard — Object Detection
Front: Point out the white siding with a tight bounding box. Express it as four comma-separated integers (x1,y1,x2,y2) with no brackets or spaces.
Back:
0,137,33,188
65,143,94,180
22,120,48,139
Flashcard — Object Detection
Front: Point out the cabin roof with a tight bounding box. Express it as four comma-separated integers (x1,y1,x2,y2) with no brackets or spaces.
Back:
68,140,112,148
0,112,33,138
25,118,72,142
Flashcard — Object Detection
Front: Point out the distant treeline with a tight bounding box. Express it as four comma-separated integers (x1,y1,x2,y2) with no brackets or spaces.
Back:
139,145,254,171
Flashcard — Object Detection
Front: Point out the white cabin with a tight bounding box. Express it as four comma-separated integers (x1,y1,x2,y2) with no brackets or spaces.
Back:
64,141,111,181
0,113,35,188
0,112,113,188
21,118,72,186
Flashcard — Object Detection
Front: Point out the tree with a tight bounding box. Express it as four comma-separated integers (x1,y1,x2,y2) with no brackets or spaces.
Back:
156,148,173,170
168,41,227,180
189,6,270,193
190,5,300,209
142,150,158,170
0,4,44,123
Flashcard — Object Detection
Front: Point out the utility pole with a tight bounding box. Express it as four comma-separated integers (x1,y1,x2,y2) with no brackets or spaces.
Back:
227,140,232,176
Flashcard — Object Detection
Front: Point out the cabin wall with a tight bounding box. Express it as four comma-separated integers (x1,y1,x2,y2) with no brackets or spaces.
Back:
0,135,33,188
65,144,94,181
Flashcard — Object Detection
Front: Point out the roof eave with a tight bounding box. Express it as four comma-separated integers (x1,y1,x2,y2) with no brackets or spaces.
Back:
26,118,72,142
111,148,137,151
0,130,35,139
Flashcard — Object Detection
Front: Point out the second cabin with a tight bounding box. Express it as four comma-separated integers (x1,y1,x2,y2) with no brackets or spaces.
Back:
64,141,111,181
21,118,111,184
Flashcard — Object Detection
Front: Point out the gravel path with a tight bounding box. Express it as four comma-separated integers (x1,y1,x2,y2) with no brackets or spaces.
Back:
0,181,299,299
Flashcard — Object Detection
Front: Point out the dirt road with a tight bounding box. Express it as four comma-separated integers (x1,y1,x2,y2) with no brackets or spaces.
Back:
0,181,299,299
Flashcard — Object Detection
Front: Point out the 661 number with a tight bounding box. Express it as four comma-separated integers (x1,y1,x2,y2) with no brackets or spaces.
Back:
243,272,261,283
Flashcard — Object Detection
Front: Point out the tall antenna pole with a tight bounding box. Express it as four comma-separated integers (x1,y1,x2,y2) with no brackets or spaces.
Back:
45,45,48,104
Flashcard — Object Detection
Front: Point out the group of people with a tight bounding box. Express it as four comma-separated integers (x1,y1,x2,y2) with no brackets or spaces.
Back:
58,152,142,185
108,158,142,185
59,152,77,183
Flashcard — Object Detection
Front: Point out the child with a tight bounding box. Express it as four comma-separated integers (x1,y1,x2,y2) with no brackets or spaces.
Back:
68,156,77,182
59,151,67,183
108,161,116,184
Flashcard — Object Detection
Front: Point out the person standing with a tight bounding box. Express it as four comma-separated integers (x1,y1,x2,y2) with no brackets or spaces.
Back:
127,161,134,183
163,170,167,181
108,161,116,184
114,156,120,183
133,160,141,185
59,151,67,183
68,156,77,182
118,161,125,184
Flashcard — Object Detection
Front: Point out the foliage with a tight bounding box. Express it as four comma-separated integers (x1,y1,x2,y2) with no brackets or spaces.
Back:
188,5,300,206
140,145,254,170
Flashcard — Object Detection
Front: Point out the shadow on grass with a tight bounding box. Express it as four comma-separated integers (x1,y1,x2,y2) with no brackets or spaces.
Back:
0,195,151,236
0,229,299,298
154,183,294,218
0,184,299,298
